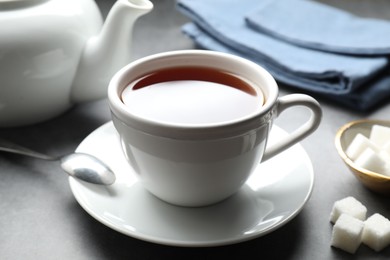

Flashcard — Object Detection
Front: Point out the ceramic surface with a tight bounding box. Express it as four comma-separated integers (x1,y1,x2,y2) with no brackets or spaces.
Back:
0,0,152,127
69,122,314,247
108,50,321,206
335,119,390,194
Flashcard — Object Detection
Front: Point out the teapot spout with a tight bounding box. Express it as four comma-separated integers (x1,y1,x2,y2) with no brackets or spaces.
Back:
71,0,153,103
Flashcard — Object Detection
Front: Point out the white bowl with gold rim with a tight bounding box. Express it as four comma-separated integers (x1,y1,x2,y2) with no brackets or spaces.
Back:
335,119,390,195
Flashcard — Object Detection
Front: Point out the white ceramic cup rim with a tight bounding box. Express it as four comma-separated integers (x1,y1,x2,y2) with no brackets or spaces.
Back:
108,50,279,140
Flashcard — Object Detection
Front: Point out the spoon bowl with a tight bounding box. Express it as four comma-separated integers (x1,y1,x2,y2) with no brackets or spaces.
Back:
335,119,390,194
0,138,115,185
60,153,116,185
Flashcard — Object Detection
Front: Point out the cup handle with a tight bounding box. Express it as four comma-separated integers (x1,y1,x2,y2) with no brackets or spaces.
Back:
262,94,322,162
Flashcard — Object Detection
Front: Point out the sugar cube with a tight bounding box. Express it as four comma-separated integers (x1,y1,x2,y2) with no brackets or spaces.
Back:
379,149,390,162
362,213,390,252
345,125,390,177
330,196,367,224
345,133,379,161
382,141,390,158
354,147,387,175
384,140,390,150
331,214,364,254
370,125,390,149
379,150,390,176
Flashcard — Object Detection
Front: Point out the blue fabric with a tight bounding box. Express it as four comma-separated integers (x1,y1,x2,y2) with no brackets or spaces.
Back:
176,0,390,111
245,0,390,55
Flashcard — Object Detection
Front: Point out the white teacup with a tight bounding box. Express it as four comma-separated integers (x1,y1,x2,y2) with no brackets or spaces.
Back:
108,50,322,207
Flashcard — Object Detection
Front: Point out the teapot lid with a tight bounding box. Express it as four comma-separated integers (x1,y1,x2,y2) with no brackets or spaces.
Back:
0,0,49,9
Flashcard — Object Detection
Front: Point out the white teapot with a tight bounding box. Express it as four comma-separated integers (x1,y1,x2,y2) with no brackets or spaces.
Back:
0,0,153,127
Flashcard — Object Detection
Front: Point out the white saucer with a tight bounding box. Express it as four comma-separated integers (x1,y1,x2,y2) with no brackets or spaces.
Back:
69,122,314,247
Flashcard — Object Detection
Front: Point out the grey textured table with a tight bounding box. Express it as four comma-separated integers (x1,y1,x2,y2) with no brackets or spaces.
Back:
1,0,390,259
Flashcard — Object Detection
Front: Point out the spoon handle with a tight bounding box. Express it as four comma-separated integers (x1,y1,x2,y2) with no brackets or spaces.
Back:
0,138,56,161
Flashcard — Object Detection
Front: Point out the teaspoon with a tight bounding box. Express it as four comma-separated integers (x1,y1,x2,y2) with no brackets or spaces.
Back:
0,138,115,185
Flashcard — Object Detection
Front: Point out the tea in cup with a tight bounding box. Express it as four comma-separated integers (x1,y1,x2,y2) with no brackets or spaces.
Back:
108,50,322,207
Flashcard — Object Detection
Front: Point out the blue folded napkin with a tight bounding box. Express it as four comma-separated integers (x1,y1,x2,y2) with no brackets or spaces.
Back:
182,24,390,110
245,0,390,56
176,0,390,111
